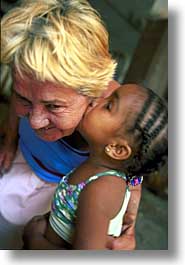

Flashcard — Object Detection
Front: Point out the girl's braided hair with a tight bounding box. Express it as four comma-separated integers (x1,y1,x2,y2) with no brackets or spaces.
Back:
122,86,168,178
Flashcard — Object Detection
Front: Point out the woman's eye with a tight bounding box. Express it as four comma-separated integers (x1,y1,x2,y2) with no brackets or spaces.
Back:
20,99,31,106
22,101,31,107
15,94,31,106
46,104,62,111
105,100,113,111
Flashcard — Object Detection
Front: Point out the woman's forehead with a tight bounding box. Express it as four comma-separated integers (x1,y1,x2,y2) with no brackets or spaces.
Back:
14,70,78,95
13,71,90,107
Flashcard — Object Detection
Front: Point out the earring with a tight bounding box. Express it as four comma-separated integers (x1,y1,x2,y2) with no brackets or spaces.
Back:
105,146,110,152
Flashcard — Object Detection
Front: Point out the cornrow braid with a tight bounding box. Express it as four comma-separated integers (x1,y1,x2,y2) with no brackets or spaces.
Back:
134,88,154,128
123,86,168,178
148,111,167,145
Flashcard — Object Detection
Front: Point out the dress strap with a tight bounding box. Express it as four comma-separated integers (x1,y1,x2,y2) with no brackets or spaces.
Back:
85,170,127,185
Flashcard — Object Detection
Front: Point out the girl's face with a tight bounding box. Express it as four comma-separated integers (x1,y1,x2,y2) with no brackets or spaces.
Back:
78,85,141,148
13,72,90,141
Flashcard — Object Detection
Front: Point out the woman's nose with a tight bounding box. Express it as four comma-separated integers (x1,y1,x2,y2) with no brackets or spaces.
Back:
29,107,49,129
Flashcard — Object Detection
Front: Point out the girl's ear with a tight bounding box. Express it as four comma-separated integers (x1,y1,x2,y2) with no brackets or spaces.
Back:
105,141,132,160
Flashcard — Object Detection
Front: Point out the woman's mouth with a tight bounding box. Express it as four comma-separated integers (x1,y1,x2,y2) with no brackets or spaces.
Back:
44,126,55,130
36,126,56,133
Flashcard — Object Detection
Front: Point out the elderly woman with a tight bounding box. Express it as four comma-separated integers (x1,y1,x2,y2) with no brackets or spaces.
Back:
0,0,141,249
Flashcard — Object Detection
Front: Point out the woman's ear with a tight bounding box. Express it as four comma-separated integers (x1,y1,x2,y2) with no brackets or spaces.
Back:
105,141,132,161
88,81,120,108
101,80,120,98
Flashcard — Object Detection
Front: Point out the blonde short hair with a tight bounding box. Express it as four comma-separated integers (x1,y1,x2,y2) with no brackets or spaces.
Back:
1,0,117,97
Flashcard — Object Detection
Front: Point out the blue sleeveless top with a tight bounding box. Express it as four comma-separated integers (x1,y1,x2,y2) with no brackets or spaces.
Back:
18,117,89,183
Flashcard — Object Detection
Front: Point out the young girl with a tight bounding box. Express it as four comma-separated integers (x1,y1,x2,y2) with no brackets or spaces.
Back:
24,84,168,250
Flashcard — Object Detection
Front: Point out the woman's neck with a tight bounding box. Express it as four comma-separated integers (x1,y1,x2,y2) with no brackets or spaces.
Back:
63,131,89,151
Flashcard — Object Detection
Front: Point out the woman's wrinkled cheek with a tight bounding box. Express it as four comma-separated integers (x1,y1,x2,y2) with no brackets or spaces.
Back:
14,103,29,117
55,102,89,131
54,115,79,131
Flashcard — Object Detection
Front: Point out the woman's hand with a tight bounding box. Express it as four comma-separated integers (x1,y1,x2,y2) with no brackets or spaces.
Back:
107,184,142,250
0,137,18,175
106,222,136,250
107,220,136,250
0,95,19,175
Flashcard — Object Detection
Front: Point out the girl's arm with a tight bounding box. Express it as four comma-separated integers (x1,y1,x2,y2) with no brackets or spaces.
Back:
73,175,127,250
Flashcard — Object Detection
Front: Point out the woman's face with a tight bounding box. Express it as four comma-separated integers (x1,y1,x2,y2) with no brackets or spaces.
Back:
13,72,90,141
